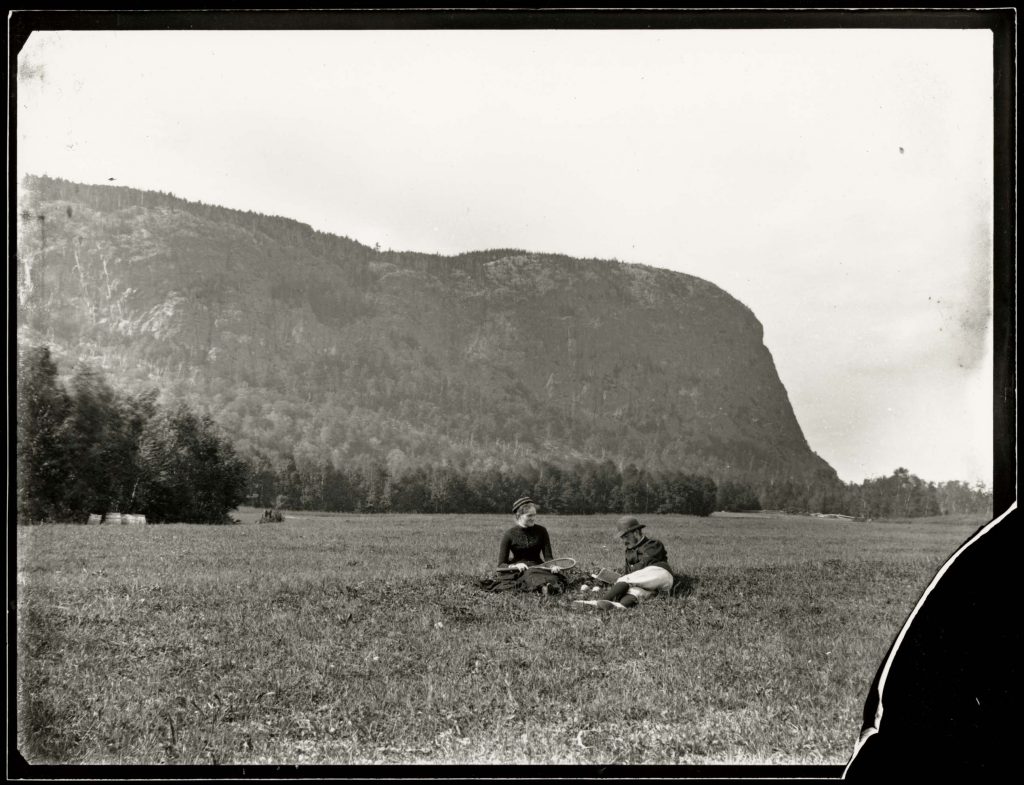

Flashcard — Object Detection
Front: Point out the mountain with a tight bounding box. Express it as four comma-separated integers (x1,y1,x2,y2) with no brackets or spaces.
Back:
16,175,837,483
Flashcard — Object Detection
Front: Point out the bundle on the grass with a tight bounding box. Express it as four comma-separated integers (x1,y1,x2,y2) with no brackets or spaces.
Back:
479,566,570,595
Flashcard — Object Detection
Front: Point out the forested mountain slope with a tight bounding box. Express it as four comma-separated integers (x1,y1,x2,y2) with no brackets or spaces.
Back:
16,175,837,484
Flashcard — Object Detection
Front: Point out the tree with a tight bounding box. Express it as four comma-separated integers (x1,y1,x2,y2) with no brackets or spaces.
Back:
16,346,71,521
353,458,390,512
276,457,304,509
61,365,137,515
935,481,991,516
716,480,760,512
322,463,356,511
620,463,642,513
390,466,431,512
248,453,279,507
120,389,159,509
534,462,565,513
589,460,621,513
135,404,249,522
663,472,717,516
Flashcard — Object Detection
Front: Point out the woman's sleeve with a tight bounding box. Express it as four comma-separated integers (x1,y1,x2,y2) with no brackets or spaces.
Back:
497,530,511,566
542,528,553,561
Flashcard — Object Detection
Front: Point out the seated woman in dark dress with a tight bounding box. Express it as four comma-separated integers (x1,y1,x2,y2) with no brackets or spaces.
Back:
497,496,561,574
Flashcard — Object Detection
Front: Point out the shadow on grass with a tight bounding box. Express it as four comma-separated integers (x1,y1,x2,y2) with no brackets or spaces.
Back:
670,572,699,599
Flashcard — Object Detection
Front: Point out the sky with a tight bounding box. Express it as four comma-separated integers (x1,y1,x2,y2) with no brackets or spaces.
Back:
15,26,996,486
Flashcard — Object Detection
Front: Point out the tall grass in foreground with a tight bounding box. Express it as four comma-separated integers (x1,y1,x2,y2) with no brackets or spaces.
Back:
16,512,986,765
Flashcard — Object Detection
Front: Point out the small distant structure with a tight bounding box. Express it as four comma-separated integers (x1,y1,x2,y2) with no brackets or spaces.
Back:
87,513,102,525
99,512,148,525
260,508,284,523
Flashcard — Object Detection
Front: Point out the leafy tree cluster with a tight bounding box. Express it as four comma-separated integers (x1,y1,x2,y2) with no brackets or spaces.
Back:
930,479,995,516
16,346,249,524
842,468,991,519
750,468,991,519
248,456,718,516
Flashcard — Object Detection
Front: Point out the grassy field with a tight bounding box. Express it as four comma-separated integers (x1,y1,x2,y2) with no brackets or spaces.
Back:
16,509,987,766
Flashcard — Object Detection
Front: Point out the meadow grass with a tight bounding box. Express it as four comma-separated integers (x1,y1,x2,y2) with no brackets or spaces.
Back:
16,510,986,765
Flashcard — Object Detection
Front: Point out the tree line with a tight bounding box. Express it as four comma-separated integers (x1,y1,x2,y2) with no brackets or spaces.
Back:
251,455,990,519
17,346,249,524
17,345,991,523
249,455,719,516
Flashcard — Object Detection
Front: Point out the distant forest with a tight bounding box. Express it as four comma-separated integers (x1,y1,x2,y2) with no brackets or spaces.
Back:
17,348,991,523
251,454,990,519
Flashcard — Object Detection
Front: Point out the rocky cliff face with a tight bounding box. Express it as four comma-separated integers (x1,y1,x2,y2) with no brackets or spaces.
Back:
16,175,836,482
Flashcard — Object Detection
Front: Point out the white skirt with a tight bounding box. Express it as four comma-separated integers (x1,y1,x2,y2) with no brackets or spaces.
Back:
618,565,673,599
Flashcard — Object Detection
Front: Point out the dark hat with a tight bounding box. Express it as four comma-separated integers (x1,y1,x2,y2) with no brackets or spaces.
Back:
512,496,536,515
616,515,644,538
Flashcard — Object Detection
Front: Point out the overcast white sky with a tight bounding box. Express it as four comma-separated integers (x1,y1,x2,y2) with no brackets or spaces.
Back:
16,28,995,485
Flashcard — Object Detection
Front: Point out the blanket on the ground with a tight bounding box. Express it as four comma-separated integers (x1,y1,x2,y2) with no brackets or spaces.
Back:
479,567,570,594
